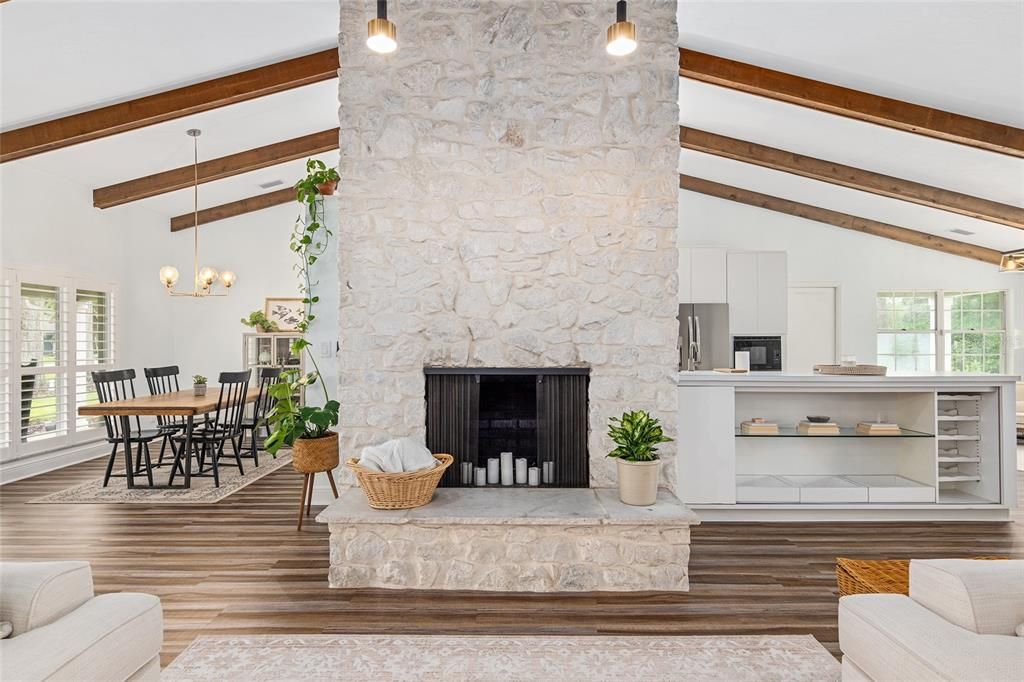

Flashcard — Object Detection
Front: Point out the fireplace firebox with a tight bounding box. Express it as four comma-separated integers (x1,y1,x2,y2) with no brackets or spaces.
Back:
425,368,589,488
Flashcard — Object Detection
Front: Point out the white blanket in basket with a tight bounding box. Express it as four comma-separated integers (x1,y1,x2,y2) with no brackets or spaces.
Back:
358,437,437,474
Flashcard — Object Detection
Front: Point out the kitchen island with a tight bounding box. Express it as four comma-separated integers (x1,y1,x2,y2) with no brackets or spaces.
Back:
677,372,1018,521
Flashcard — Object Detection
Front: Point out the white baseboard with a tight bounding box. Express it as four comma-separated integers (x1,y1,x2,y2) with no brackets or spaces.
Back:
0,441,108,485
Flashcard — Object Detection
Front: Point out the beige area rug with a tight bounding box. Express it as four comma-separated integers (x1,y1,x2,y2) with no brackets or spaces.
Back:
29,450,292,504
161,634,839,682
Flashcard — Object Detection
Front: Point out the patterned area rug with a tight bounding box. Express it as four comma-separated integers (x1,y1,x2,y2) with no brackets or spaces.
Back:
161,634,839,681
29,451,292,504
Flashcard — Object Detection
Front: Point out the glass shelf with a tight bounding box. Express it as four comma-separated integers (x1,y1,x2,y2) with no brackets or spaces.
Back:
735,426,934,438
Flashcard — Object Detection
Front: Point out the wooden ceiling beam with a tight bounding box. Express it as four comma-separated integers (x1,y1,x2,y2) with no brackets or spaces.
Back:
1,49,339,163
170,187,295,232
680,127,1024,230
678,48,1024,158
679,174,1003,265
94,128,338,208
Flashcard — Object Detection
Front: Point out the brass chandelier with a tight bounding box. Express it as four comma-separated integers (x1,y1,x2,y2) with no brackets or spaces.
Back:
159,129,236,297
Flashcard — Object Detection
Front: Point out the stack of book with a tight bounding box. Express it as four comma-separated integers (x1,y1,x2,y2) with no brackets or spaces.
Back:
797,420,840,435
855,422,902,436
740,420,779,435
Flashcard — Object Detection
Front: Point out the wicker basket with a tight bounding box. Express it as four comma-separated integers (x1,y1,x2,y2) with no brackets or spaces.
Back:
346,453,453,510
814,364,888,376
836,557,1006,597
292,432,340,473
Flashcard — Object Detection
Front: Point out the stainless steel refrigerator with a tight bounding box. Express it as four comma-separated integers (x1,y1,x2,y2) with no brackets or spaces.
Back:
678,303,731,371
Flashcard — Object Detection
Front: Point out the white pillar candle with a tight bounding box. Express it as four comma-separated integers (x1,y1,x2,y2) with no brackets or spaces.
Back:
460,461,473,485
528,466,540,487
500,452,514,486
487,458,500,485
542,461,553,484
475,467,487,486
515,458,528,485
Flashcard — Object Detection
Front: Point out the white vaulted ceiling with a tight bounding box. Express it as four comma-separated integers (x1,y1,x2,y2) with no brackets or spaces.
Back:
0,0,1021,252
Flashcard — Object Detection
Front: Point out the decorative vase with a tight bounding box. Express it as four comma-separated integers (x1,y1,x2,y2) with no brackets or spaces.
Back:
616,458,660,506
292,431,340,473
315,180,337,196
193,383,206,397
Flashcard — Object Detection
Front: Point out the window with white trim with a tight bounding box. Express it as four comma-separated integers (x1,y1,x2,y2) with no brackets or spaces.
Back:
876,290,1006,374
2,269,118,463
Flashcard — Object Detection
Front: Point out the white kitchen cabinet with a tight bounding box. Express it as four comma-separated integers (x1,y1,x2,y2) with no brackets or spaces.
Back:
690,248,728,304
727,251,787,335
756,251,788,334
726,252,758,333
678,247,726,304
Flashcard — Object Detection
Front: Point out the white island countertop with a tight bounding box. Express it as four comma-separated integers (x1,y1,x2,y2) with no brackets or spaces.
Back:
677,371,1018,388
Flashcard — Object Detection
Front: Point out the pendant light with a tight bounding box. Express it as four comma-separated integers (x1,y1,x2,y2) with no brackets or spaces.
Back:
367,0,397,54
999,249,1024,273
159,129,236,297
606,0,637,56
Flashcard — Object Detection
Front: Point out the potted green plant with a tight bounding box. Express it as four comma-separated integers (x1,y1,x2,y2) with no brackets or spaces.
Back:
265,159,341,512
240,310,279,333
606,410,672,506
295,159,340,198
192,374,207,397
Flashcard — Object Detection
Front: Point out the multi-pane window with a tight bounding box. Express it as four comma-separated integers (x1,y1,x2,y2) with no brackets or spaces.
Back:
2,270,117,462
944,291,1005,374
876,290,1007,374
876,291,937,372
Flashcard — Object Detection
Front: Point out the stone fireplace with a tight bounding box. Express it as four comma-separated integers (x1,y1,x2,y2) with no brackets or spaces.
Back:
337,0,681,490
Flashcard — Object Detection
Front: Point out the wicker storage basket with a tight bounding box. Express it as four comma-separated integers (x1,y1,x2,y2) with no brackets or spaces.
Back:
292,432,340,473
346,453,453,510
814,364,888,376
836,557,1006,597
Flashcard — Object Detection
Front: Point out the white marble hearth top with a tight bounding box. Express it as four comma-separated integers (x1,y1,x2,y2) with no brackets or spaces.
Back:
317,488,700,527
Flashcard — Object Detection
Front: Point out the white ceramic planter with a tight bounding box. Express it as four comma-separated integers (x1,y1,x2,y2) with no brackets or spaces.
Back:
193,384,207,397
616,458,661,506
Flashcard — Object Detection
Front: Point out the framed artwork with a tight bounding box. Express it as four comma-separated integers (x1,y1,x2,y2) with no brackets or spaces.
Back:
264,298,305,332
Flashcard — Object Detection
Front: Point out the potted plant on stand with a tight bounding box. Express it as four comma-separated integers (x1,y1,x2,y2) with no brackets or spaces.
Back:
265,158,341,529
192,375,207,397
606,410,672,506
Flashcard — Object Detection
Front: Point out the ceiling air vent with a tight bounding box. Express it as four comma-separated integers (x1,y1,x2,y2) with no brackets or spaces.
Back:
257,179,284,189
949,228,975,236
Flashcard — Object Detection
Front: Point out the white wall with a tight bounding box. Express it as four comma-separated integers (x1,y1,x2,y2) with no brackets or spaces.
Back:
0,161,301,474
679,190,1024,373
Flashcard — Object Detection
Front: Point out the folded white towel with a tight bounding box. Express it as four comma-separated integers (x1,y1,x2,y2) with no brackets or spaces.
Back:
358,437,437,474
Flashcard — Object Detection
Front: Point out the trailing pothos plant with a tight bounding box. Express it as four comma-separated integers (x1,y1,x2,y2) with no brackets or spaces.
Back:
605,410,673,462
264,160,341,455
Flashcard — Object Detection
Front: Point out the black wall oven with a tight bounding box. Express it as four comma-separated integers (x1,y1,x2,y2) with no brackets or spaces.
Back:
732,336,783,372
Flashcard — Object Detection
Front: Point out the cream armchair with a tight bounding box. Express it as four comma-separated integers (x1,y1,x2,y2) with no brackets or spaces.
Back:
839,559,1024,681
0,561,162,681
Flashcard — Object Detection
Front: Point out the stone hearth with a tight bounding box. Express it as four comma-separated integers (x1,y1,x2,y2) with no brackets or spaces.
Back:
318,489,700,592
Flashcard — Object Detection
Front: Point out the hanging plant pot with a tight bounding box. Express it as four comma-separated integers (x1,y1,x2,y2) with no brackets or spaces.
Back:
315,180,338,195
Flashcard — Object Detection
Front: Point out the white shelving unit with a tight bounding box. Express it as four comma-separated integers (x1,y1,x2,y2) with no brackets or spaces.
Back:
677,373,1016,520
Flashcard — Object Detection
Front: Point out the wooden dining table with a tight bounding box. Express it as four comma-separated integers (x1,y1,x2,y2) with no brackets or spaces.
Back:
78,387,260,489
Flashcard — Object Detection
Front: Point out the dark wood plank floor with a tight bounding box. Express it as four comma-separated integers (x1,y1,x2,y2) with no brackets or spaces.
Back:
1,457,1021,666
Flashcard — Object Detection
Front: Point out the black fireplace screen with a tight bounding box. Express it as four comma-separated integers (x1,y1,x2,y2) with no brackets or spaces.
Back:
425,369,589,488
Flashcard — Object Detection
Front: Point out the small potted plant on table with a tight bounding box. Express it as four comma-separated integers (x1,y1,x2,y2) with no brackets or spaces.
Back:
192,375,207,397
606,410,672,506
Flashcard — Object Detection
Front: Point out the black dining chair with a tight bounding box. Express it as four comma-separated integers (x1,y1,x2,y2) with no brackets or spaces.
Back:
143,365,189,470
171,370,251,487
92,368,164,487
237,366,281,467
